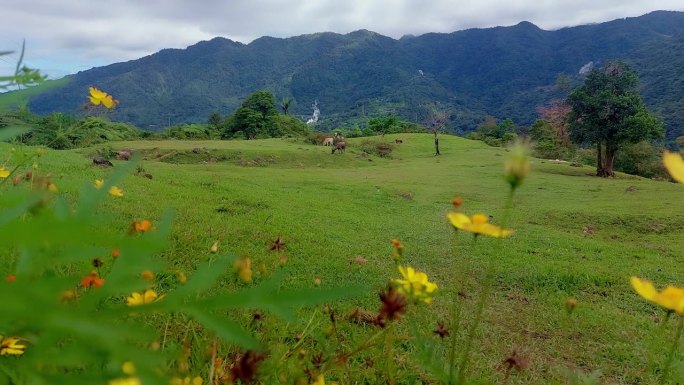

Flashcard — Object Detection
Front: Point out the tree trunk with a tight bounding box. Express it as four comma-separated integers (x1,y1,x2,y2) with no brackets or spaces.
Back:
603,146,616,177
434,130,441,156
595,142,605,176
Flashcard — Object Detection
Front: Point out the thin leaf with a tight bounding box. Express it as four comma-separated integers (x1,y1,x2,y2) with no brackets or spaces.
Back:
185,307,259,349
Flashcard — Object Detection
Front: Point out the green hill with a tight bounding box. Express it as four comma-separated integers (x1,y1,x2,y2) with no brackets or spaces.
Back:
20,11,684,140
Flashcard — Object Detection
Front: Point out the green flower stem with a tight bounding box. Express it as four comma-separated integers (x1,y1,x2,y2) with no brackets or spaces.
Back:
660,315,683,384
448,236,477,384
456,189,515,385
386,322,396,385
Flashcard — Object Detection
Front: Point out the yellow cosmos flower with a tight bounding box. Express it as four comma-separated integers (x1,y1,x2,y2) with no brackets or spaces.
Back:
94,179,104,189
312,375,325,385
447,212,513,238
48,183,58,193
663,151,684,184
0,336,26,355
109,186,124,197
89,86,119,109
127,289,161,306
0,167,9,178
170,376,203,385
393,266,438,304
631,277,684,314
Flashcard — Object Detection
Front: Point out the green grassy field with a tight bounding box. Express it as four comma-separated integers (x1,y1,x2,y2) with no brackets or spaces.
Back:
2,133,683,384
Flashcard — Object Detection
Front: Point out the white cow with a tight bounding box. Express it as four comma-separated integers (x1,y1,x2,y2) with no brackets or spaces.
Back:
322,137,334,146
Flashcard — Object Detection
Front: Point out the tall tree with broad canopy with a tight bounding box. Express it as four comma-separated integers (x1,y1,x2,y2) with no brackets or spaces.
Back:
224,90,279,139
567,61,664,177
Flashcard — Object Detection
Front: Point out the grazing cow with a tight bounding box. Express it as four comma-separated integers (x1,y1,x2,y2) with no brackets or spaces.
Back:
322,137,334,146
115,149,132,160
395,139,403,144
93,157,113,167
332,141,346,154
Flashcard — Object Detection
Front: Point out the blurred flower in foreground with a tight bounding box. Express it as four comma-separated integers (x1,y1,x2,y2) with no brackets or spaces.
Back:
448,212,513,238
631,277,684,314
0,167,9,178
234,258,253,283
312,374,325,385
177,271,187,284
94,179,104,189
109,186,124,197
170,376,203,385
565,298,578,315
0,336,26,355
81,271,105,288
127,289,161,306
663,151,684,184
393,266,437,304
89,86,119,109
504,139,531,190
377,286,407,325
391,239,404,260
130,219,153,233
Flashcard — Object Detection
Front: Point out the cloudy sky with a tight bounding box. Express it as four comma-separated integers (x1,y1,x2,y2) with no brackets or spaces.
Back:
1,0,682,78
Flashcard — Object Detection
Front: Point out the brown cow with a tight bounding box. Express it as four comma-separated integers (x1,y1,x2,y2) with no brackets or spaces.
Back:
332,141,346,154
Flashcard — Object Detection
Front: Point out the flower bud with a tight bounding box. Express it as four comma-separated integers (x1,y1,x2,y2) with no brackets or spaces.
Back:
505,140,530,190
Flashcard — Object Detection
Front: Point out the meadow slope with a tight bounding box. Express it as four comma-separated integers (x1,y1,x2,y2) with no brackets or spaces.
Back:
3,133,682,384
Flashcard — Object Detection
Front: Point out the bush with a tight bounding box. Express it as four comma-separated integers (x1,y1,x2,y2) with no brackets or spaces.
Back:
614,141,667,178
306,132,331,145
358,140,395,158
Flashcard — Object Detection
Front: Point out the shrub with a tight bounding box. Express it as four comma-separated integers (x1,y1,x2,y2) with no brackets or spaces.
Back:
358,140,395,158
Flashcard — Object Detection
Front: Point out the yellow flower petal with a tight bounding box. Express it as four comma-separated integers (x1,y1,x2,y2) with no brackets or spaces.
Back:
447,212,471,229
0,167,10,178
393,265,437,304
630,276,657,301
663,151,684,184
143,289,159,303
655,286,684,314
94,179,104,189
109,186,124,197
312,374,325,385
0,336,26,356
631,277,684,314
90,86,107,99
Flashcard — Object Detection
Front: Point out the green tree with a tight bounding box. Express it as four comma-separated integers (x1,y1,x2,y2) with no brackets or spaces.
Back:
280,97,295,115
207,111,222,129
567,62,664,177
225,91,279,139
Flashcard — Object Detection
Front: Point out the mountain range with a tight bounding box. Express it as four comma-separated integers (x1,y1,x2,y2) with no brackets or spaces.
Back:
25,11,684,140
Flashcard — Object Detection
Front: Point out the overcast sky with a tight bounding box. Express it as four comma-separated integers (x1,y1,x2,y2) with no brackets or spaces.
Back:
1,0,682,79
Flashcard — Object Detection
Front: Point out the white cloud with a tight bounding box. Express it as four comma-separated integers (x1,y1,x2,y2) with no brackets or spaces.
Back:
1,0,682,77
